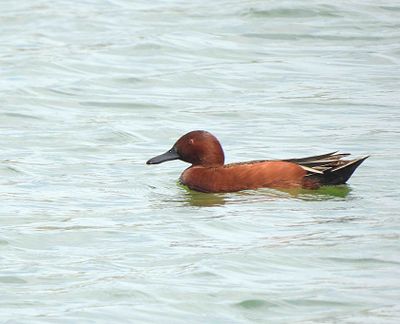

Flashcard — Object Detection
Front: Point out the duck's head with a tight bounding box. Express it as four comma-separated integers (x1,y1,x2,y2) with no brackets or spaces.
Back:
146,130,225,167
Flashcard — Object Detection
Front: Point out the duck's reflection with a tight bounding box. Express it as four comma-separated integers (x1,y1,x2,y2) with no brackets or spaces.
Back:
281,185,351,200
180,184,351,207
181,188,227,207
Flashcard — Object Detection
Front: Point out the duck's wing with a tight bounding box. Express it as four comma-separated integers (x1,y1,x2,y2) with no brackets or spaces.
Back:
284,151,339,162
284,153,369,185
226,152,368,186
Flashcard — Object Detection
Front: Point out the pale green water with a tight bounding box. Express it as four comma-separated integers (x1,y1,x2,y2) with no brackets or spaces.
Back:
1,0,400,323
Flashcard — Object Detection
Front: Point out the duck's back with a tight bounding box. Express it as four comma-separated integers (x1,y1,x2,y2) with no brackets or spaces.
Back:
180,161,308,193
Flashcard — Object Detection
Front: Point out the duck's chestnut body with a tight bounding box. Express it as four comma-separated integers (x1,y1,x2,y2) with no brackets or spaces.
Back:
180,161,309,192
146,130,368,193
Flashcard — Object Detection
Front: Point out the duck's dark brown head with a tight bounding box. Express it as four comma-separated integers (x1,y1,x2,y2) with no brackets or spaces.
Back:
146,130,225,167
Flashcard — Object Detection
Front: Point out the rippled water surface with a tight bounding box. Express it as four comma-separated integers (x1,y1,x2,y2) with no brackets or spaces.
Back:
1,0,400,322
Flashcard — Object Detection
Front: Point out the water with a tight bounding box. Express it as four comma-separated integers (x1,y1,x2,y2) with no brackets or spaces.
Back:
1,0,400,322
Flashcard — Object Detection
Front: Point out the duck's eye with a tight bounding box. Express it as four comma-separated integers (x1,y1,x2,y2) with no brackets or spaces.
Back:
189,138,195,145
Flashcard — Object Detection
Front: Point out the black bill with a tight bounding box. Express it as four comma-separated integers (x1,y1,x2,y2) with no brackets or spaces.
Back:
146,148,180,164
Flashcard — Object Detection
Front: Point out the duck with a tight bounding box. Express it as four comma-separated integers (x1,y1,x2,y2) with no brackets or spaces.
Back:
146,130,368,193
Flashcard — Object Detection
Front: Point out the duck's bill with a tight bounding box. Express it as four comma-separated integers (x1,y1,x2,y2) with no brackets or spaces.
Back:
146,148,179,164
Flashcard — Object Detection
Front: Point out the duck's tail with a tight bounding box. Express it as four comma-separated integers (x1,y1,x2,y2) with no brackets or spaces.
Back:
284,152,369,186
